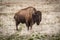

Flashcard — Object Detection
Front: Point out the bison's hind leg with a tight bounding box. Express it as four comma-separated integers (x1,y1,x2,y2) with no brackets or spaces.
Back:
16,21,20,31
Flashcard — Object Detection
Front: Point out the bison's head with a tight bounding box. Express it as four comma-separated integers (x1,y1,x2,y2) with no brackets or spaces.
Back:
32,11,42,25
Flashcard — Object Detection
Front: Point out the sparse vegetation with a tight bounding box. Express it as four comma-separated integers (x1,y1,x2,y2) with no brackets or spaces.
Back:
0,0,60,40
0,32,59,40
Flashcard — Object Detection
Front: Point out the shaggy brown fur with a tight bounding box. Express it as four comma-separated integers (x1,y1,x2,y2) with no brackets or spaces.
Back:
14,7,42,31
14,7,37,30
32,11,42,25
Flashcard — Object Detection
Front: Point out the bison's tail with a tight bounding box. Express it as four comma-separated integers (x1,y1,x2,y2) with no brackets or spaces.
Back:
14,14,17,19
14,15,15,19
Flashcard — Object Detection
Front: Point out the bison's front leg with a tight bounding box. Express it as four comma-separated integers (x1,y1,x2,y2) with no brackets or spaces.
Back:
26,21,30,30
26,23,29,30
29,19,33,30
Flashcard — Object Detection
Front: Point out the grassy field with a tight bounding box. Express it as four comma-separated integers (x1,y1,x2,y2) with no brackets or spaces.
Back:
0,0,60,40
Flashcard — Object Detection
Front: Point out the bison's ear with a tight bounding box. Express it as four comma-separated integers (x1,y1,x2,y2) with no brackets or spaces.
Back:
37,11,41,15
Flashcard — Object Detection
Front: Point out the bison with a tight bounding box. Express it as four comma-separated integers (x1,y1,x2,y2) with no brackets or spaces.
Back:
14,7,42,31
32,11,42,25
